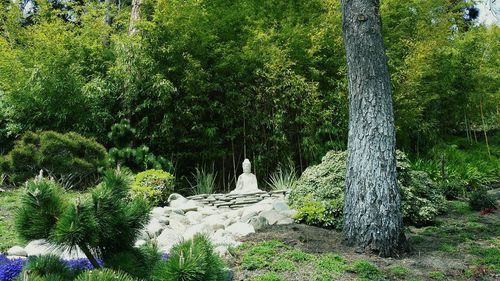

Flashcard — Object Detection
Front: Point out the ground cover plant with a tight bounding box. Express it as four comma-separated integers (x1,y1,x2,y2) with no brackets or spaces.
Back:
232,196,500,280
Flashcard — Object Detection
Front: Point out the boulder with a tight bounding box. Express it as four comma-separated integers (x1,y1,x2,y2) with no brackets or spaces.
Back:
210,229,241,248
241,203,272,219
157,228,182,253
7,246,27,257
226,222,255,238
204,214,226,231
146,218,164,237
214,245,230,258
276,218,294,225
134,240,147,247
183,224,214,240
185,211,203,224
248,216,269,231
280,209,298,218
240,211,259,223
24,239,52,256
151,207,167,217
260,210,287,225
272,200,289,212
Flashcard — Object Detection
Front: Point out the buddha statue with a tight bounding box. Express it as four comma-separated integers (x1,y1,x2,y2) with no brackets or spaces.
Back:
230,159,262,194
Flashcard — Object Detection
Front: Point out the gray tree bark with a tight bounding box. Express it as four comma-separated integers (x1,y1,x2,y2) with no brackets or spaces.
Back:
341,0,407,257
128,0,142,35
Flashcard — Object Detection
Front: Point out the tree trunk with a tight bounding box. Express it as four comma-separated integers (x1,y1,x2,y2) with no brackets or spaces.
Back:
341,0,407,257
128,0,142,35
79,244,101,269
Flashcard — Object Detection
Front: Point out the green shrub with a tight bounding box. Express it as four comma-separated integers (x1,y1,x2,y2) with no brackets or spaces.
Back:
151,234,225,281
108,120,172,172
189,167,217,195
468,188,497,211
413,139,499,198
0,131,107,189
105,244,162,279
23,255,76,280
131,169,175,206
74,269,135,281
288,151,346,208
289,150,446,227
293,199,343,229
266,162,298,190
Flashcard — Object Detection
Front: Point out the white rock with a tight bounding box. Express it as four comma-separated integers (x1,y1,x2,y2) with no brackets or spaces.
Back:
135,240,147,247
214,245,230,258
169,219,187,233
168,193,188,206
24,240,52,256
181,203,199,212
146,218,164,237
185,211,203,224
226,222,255,238
6,256,27,260
260,210,287,225
157,228,182,253
210,230,241,248
183,224,214,241
152,207,167,217
157,216,170,225
199,206,218,216
169,194,200,212
169,213,190,224
58,247,86,260
7,246,27,257
273,200,289,212
248,216,269,231
241,203,272,219
204,214,226,231
280,209,298,218
240,211,259,223
224,217,238,227
172,208,185,215
276,218,294,225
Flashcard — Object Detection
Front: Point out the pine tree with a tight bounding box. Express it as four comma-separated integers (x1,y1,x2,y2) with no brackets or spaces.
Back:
16,169,151,268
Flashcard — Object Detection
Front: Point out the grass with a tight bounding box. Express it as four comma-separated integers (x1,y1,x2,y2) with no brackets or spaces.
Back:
234,240,384,280
0,188,23,252
234,195,500,281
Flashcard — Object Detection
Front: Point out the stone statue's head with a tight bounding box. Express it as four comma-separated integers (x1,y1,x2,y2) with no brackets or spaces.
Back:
242,159,251,173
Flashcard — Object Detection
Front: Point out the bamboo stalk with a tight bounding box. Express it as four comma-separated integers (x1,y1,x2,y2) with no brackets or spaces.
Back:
479,100,491,158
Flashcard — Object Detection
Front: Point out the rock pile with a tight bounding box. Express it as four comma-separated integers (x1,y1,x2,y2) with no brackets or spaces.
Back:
4,191,296,260
186,190,290,209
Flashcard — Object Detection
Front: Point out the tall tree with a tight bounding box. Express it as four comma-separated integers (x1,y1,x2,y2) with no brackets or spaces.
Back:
129,0,142,35
341,0,407,257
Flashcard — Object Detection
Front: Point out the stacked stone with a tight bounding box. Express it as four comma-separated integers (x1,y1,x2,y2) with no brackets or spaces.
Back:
187,190,290,209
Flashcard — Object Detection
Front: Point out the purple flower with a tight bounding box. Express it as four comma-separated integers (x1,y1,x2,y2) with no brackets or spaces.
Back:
64,258,103,271
0,258,26,281
161,253,170,261
0,254,8,265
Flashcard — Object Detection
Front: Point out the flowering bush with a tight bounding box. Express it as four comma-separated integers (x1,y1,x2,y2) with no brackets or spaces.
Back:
131,169,175,206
